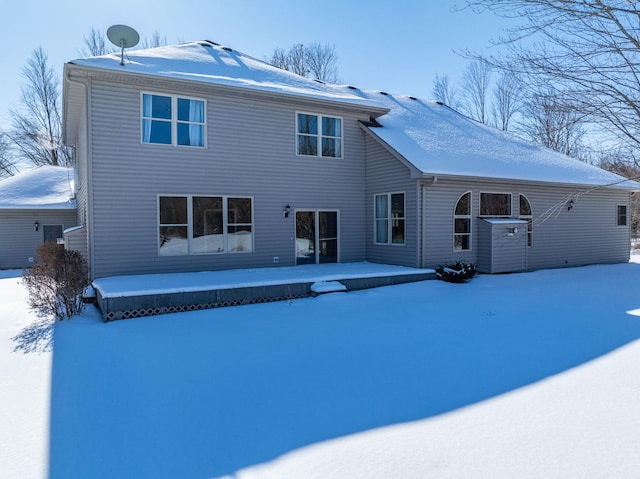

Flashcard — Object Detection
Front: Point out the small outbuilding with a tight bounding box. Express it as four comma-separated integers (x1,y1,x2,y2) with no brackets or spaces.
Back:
477,219,529,273
0,166,76,269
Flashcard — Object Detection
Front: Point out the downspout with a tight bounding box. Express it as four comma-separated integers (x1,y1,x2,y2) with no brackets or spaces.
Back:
417,181,424,268
420,176,438,268
64,68,94,280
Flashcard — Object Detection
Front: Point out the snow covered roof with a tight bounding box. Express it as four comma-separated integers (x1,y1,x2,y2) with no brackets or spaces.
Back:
67,41,638,188
68,41,385,111
359,92,640,188
0,166,76,209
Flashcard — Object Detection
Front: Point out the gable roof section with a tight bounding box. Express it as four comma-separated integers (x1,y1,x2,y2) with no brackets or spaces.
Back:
0,166,76,209
361,92,639,188
68,41,386,112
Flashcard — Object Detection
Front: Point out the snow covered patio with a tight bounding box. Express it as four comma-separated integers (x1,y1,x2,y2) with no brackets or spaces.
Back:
92,262,436,321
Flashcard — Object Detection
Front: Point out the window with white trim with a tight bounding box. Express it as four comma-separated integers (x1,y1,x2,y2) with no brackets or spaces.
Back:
618,205,628,226
142,93,205,147
374,192,405,245
454,192,471,251
159,195,252,256
480,192,512,217
519,194,533,247
296,113,342,158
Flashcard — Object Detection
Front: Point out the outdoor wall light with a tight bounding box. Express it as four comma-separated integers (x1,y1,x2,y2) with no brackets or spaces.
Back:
507,227,518,236
283,204,291,218
567,199,574,211
34,221,39,232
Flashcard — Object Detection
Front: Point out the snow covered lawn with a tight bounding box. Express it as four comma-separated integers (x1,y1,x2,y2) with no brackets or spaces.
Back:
2,261,640,478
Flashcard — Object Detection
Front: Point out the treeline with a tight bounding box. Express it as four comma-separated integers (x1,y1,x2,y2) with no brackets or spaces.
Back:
434,0,640,235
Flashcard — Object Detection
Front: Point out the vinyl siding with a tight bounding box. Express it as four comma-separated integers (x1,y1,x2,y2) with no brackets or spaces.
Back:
0,210,77,269
521,184,630,269
64,226,88,259
87,80,371,278
364,135,418,267
75,107,88,227
422,177,631,270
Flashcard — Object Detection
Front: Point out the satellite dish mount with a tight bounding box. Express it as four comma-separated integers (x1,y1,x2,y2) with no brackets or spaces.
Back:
107,24,140,66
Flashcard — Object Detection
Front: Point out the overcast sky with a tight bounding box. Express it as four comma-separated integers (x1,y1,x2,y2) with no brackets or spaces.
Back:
0,0,517,129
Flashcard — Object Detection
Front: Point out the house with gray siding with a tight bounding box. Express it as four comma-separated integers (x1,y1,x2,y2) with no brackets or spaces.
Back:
0,166,76,269
62,40,638,281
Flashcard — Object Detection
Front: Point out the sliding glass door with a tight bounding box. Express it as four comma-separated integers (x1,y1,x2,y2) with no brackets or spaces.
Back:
295,210,338,265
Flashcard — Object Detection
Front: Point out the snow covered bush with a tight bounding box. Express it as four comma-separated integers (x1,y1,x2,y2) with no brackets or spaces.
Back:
435,261,477,283
22,242,90,320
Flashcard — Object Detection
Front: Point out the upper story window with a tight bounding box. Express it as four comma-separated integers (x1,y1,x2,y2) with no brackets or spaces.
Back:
480,192,512,217
142,93,205,147
297,113,342,158
374,192,405,245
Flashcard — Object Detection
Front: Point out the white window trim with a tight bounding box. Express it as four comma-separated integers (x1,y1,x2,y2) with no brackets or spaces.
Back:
373,192,406,246
519,194,533,247
479,191,513,217
453,191,472,252
617,204,628,226
295,111,343,159
157,194,253,256
141,92,207,148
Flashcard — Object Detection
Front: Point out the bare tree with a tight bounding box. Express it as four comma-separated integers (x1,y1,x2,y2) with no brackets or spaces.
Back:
518,88,585,157
492,73,522,131
268,44,309,77
432,73,459,109
287,44,309,77
0,132,19,178
305,42,339,83
464,0,640,151
79,27,112,57
268,43,340,82
141,30,167,49
7,48,72,167
460,60,492,123
269,47,289,71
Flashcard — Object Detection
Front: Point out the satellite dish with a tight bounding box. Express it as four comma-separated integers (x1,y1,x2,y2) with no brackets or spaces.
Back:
107,24,140,65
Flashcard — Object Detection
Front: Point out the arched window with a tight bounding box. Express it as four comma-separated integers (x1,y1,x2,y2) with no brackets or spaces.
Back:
519,194,533,247
454,192,472,251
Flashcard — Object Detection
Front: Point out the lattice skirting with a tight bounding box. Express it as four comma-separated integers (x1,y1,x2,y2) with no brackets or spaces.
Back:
104,291,310,321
